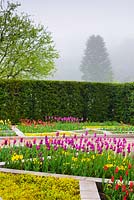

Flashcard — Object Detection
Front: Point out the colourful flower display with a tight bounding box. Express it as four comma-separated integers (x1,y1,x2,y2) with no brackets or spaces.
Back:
0,133,134,181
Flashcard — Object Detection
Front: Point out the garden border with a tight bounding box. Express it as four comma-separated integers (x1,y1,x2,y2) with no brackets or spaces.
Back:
1,133,134,140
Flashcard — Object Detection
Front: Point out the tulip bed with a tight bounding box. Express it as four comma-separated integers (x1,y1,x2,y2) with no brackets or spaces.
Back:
2,117,134,136
0,172,80,200
16,118,121,134
16,121,94,133
16,119,134,136
102,167,134,200
0,133,134,179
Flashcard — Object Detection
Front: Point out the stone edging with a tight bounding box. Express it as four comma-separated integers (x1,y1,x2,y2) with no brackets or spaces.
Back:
1,133,134,140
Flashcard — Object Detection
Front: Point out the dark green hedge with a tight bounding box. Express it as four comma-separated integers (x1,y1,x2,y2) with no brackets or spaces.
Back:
0,80,134,124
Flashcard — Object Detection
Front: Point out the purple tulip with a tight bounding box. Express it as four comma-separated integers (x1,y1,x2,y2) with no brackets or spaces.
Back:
56,132,59,137
127,146,131,153
26,141,29,147
63,145,67,151
90,144,95,151
29,143,32,148
39,139,43,145
122,151,126,156
84,138,88,143
105,144,109,150
87,141,90,146
123,138,127,143
113,146,116,151
57,139,60,145
33,138,36,144
47,146,50,150
4,139,8,145
85,131,89,136
13,139,16,144
94,133,97,137
54,145,58,151
20,138,23,143
36,145,40,150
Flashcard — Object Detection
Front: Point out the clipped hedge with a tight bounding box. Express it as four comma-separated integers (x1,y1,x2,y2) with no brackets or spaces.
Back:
0,80,134,124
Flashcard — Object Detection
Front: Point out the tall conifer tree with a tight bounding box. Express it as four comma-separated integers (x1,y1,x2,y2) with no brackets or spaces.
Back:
80,35,113,82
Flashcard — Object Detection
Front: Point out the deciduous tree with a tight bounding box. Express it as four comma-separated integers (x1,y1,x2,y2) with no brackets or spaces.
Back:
0,1,59,79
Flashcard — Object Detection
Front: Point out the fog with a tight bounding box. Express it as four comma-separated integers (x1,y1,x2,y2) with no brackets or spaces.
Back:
18,0,134,82
110,38,134,82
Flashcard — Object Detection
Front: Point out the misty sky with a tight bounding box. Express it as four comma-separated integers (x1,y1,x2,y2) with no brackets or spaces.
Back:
18,0,134,82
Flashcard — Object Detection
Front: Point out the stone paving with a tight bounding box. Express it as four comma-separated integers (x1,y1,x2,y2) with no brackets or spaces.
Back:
11,126,25,137
80,181,101,200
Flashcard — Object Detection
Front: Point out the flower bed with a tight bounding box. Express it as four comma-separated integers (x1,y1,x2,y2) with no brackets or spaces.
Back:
99,125,134,134
24,131,74,137
0,131,16,136
0,120,16,136
103,172,134,200
0,120,11,130
84,126,134,135
97,163,134,200
17,118,86,133
0,172,80,200
17,119,122,133
0,133,134,180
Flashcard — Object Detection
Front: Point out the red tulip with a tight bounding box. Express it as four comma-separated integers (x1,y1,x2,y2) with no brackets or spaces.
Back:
104,165,108,171
119,176,123,182
129,181,133,189
125,170,128,176
115,183,119,190
111,176,114,182
123,195,127,200
128,163,132,169
122,184,126,192
115,166,119,173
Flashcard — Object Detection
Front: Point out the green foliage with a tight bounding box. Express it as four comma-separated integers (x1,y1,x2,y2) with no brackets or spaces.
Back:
0,80,134,124
81,82,114,121
0,1,58,79
112,83,134,124
127,84,134,124
80,35,113,82
100,125,134,133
